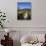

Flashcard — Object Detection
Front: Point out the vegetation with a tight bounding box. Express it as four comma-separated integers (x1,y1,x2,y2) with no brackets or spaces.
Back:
0,10,6,28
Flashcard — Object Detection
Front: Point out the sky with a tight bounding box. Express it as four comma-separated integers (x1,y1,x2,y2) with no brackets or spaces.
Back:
17,2,32,9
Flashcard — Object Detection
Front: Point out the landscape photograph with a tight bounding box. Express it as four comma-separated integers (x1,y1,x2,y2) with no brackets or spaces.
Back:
17,2,32,20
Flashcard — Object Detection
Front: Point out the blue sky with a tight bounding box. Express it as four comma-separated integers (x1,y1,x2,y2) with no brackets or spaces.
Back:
17,2,32,9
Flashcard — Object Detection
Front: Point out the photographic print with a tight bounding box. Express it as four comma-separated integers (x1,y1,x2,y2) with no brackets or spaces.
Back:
17,2,32,20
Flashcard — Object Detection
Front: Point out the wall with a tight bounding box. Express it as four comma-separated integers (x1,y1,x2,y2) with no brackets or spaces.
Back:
0,0,46,28
0,0,46,46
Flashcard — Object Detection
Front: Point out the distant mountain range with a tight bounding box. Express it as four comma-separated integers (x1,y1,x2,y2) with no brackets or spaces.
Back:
18,9,31,11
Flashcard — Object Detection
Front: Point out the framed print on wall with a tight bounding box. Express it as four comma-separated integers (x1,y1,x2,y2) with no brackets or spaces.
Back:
17,2,32,20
